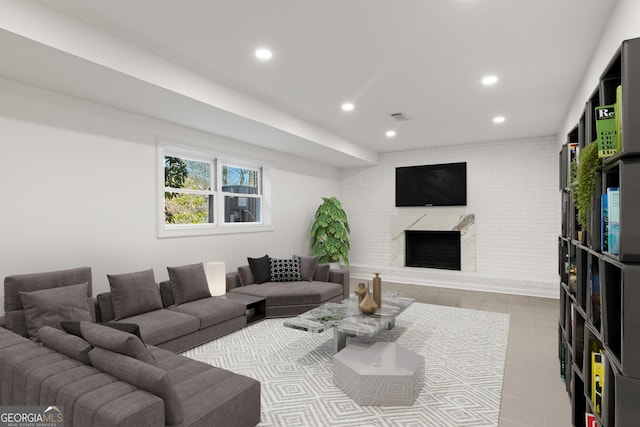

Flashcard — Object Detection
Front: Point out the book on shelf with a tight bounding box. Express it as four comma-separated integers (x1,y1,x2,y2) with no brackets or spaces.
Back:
569,304,575,342
590,263,601,331
601,192,608,252
591,344,605,416
560,340,567,380
585,412,598,427
595,104,619,158
615,85,622,153
607,187,620,255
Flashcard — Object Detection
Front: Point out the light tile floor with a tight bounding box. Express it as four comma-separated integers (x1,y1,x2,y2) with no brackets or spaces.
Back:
350,279,572,427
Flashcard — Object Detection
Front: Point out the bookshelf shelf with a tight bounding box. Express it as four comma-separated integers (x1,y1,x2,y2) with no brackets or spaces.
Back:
559,37,640,427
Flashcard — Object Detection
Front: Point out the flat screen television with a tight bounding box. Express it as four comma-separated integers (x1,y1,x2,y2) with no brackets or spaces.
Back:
395,162,467,207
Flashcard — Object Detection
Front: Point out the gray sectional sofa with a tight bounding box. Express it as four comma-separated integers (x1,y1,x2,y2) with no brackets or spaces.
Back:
226,255,350,317
0,266,260,427
95,265,248,353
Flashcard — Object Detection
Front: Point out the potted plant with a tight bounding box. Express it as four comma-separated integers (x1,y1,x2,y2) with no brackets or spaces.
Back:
311,196,350,266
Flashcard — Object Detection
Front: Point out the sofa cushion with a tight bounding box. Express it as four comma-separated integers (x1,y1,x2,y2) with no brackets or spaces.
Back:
80,321,155,364
147,346,261,427
269,257,302,282
314,263,331,282
231,281,343,306
173,362,261,427
72,383,164,427
15,353,73,405
107,269,163,320
294,255,319,281
4,267,92,313
168,297,246,329
89,347,184,426
3,267,92,337
0,327,29,351
112,309,200,346
19,282,93,340
248,255,270,284
167,263,211,305
38,325,93,365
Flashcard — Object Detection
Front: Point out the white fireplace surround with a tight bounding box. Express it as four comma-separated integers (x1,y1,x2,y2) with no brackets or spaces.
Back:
391,213,476,272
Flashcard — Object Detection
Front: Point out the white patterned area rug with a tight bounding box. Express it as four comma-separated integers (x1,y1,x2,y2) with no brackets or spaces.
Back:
182,303,510,427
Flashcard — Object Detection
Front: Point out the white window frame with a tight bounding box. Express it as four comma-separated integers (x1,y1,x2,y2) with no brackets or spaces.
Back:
219,159,263,225
157,142,272,238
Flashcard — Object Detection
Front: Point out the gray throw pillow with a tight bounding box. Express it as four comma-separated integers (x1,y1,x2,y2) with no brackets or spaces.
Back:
19,282,93,341
293,255,319,281
107,269,163,320
248,255,271,284
89,347,184,426
39,325,93,365
167,263,211,305
80,321,155,364
269,257,302,282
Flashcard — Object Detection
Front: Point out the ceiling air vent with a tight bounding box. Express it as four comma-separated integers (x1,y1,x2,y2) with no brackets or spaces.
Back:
389,112,410,121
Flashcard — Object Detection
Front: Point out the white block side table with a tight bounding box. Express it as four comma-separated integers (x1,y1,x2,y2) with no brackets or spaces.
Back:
333,341,424,406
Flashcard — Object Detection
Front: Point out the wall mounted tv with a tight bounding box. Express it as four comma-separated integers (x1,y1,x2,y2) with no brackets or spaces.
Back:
395,162,467,207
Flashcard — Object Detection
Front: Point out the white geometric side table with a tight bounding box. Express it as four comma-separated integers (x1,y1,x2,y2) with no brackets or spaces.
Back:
333,342,424,406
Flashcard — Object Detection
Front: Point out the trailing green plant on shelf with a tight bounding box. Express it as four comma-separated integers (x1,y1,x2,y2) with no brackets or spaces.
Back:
569,157,578,196
311,196,350,266
572,142,601,232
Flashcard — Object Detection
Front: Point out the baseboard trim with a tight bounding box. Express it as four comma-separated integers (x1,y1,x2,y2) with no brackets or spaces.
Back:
349,264,558,299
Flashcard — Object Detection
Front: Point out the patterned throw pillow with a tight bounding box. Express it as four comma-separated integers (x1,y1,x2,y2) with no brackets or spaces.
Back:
269,257,302,282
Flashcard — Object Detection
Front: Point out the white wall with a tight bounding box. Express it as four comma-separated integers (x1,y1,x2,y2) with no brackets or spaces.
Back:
7,0,637,308
340,136,560,297
559,0,640,147
0,79,339,311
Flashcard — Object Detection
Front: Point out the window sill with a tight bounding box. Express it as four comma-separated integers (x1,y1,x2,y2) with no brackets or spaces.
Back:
158,224,274,238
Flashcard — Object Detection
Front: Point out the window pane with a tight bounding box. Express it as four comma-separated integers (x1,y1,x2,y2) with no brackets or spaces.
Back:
165,193,214,224
222,166,258,195
224,196,260,223
165,156,211,191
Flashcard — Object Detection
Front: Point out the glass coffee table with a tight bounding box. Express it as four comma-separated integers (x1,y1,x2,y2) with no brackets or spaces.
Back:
283,292,414,352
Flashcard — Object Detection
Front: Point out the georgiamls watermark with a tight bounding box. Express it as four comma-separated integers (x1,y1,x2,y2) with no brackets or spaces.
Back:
0,406,63,427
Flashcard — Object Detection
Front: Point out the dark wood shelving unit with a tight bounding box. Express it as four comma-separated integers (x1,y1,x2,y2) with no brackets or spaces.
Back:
558,37,640,427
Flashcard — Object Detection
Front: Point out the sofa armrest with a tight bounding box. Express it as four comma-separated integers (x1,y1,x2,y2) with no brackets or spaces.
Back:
226,271,241,292
158,281,175,307
96,292,116,322
0,316,5,329
93,299,102,322
329,269,350,300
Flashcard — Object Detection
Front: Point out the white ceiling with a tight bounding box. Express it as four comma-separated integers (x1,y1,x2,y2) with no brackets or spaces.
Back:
0,0,618,167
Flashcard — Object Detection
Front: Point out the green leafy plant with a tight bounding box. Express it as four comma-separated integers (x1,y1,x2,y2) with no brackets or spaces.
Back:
311,197,350,265
573,142,601,232
569,158,577,196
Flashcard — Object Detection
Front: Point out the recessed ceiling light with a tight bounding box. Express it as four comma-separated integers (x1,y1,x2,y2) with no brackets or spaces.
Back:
341,102,355,112
255,48,273,60
482,75,499,85
493,116,505,124
386,130,396,138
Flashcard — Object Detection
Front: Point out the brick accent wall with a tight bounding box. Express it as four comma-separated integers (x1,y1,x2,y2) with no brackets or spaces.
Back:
340,136,560,297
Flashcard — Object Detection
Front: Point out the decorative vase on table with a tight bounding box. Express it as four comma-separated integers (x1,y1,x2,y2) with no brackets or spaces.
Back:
359,285,378,315
354,283,367,304
372,273,382,308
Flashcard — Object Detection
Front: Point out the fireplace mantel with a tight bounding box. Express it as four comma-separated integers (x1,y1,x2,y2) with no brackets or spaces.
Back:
391,213,476,272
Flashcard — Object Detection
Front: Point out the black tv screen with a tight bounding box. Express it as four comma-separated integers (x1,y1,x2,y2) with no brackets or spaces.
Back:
395,162,467,207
